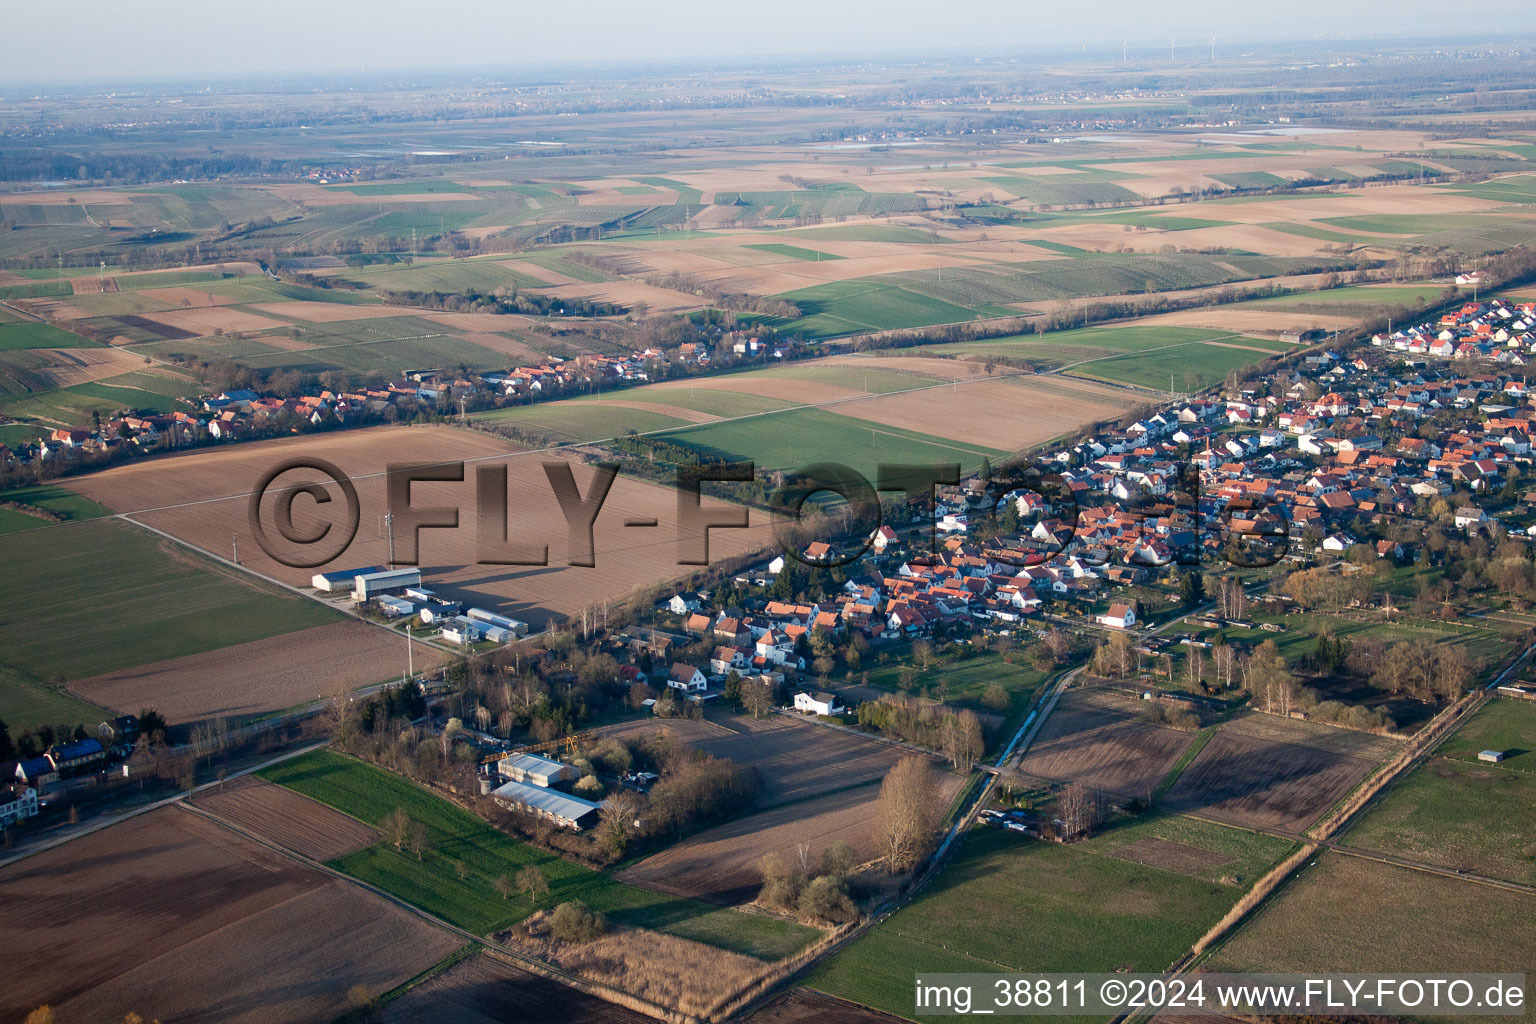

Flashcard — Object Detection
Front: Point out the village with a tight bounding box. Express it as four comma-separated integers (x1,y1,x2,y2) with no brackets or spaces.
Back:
0,322,793,480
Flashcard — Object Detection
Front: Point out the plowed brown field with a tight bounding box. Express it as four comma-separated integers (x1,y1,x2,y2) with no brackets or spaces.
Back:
68,619,447,725
65,425,777,628
0,806,460,1024
188,775,379,859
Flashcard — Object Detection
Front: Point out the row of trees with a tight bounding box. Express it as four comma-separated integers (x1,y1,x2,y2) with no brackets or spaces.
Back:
854,695,985,772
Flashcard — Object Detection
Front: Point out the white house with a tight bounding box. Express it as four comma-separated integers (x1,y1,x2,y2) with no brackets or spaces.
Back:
754,631,795,666
1097,603,1136,629
0,785,38,828
667,663,707,693
794,691,843,716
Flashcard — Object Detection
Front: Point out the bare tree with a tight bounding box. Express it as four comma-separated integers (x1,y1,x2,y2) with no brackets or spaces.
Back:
741,681,775,719
597,789,641,855
1185,646,1206,688
494,874,514,900
878,756,942,873
941,710,985,773
383,807,411,851
407,820,429,861
516,864,550,905
1057,782,1105,840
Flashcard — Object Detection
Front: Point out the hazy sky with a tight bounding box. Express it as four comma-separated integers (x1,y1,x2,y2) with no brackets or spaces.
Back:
6,0,1536,83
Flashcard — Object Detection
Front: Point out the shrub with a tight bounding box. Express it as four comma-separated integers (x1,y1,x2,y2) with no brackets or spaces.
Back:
549,901,609,943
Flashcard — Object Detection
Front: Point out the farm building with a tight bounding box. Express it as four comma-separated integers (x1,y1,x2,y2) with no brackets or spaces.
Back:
377,596,416,618
466,607,529,636
13,759,57,790
311,566,383,592
1479,750,1506,763
1281,328,1328,345
497,752,577,788
794,691,844,716
47,738,106,773
352,568,422,601
1496,684,1536,700
490,779,603,830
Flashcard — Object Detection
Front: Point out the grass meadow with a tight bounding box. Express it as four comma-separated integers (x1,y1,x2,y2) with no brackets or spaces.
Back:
261,751,820,958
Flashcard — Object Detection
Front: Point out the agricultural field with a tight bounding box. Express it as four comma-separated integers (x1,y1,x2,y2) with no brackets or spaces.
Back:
658,407,1004,479
1016,688,1197,802
594,711,921,807
382,952,654,1024
807,817,1291,1020
619,774,960,906
0,481,110,535
745,989,911,1024
260,750,821,959
62,424,781,629
0,516,343,729
1210,853,1536,991
1341,698,1536,884
1161,711,1389,831
68,619,450,726
188,775,381,860
0,806,463,1024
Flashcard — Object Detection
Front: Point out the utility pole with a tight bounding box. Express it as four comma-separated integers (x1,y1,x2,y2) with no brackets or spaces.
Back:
1210,37,1215,61
1170,37,1175,62
1123,40,1128,63
406,623,414,682
232,534,239,565
384,511,396,568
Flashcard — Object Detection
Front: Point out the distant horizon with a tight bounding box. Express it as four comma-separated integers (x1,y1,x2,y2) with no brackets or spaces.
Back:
4,0,1536,87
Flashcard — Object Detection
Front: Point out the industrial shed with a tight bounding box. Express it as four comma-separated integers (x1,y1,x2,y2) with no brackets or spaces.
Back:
311,566,383,592
497,752,576,788
352,568,422,601
490,779,603,830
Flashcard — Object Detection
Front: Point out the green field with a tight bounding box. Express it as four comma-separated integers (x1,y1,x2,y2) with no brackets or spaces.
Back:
773,280,978,338
0,482,111,536
261,751,819,957
0,518,340,689
776,225,958,245
929,324,1242,365
808,819,1291,1020
745,243,845,262
346,258,549,292
0,322,102,351
1211,852,1536,1008
1199,608,1517,678
0,667,108,733
1342,699,1536,884
862,649,1050,744
657,405,1006,479
1067,340,1279,391
474,401,695,443
574,388,797,418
